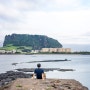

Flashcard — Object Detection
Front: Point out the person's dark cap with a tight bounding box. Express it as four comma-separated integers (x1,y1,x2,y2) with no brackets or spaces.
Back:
37,63,41,67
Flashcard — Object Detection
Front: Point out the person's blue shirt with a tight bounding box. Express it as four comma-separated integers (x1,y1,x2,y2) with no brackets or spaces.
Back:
34,68,44,79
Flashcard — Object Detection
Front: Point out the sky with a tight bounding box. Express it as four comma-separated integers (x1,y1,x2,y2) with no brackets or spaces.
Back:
0,0,90,51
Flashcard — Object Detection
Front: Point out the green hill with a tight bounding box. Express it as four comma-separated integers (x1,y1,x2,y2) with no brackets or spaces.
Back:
3,34,62,50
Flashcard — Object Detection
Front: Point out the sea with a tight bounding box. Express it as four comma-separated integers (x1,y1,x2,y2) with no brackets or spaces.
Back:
0,54,90,89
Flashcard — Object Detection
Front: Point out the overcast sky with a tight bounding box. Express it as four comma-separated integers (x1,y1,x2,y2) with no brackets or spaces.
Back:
0,0,90,48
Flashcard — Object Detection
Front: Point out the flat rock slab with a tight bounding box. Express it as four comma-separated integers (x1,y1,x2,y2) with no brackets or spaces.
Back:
6,78,88,90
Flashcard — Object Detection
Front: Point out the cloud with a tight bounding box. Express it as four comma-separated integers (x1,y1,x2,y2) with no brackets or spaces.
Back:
0,0,90,13
0,0,90,21
59,35,90,44
84,31,90,35
48,0,81,9
0,0,90,46
0,3,20,18
1,10,90,42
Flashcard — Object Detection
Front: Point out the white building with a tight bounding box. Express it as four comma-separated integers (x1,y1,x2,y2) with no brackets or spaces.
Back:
0,50,5,54
41,48,71,53
31,50,40,53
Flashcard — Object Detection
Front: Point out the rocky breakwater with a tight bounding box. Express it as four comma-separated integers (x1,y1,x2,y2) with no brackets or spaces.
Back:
16,68,75,72
1,78,88,90
0,71,32,88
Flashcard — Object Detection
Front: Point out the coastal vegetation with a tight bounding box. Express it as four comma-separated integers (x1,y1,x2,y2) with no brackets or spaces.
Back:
0,45,90,54
0,44,32,52
0,34,90,54
3,34,62,50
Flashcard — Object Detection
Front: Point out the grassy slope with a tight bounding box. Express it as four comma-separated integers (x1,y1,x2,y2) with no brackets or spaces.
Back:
0,44,32,51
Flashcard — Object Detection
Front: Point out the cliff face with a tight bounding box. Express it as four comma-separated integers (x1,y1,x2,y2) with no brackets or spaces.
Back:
3,78,88,90
3,34,62,49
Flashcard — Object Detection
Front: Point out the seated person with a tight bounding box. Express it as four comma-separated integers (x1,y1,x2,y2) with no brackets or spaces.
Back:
32,63,46,80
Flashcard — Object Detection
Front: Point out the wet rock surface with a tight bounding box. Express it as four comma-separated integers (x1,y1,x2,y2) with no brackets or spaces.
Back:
0,70,88,90
0,71,32,87
1,78,88,90
0,67,74,87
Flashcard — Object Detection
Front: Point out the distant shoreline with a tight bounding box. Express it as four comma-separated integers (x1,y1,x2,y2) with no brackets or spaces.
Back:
0,53,90,55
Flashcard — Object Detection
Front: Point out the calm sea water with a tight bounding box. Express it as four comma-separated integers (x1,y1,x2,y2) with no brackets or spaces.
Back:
0,54,90,89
